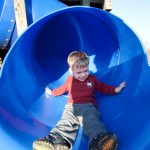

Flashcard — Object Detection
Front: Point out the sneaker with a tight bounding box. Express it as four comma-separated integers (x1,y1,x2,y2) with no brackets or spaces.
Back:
32,133,70,150
89,132,118,150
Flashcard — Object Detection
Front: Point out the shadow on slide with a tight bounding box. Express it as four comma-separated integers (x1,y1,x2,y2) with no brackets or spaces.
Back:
0,4,150,150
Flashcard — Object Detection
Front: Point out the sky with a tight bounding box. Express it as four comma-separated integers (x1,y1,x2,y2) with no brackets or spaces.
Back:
111,0,150,49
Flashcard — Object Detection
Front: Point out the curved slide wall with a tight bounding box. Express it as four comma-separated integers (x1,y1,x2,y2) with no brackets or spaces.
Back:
0,3,150,150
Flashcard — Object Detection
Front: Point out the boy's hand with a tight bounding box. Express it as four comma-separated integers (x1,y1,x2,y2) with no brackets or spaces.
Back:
115,81,126,93
45,87,52,95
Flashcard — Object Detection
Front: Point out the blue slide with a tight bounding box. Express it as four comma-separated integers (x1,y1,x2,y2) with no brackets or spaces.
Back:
0,0,150,150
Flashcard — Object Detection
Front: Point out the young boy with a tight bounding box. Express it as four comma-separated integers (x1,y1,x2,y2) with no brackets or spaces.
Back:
32,51,126,150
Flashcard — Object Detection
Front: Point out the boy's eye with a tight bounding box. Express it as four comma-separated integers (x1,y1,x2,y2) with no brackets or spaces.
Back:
77,72,81,74
76,70,88,74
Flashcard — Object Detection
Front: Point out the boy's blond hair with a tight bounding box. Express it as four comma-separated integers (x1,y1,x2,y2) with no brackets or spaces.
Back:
67,51,89,69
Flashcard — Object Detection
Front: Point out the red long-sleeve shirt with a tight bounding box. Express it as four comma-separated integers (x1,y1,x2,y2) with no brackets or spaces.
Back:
52,74,116,106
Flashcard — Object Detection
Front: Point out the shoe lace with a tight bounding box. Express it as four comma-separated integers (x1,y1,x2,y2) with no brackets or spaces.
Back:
102,138,118,150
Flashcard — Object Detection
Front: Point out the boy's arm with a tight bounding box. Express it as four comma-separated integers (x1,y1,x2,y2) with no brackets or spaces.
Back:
45,84,68,96
94,76,126,94
45,76,71,96
115,81,126,93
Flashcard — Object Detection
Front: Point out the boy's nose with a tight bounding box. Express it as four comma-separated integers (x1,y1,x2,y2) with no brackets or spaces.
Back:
81,73,86,76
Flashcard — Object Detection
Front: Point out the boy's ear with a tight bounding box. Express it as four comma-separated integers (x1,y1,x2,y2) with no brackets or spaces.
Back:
69,68,72,75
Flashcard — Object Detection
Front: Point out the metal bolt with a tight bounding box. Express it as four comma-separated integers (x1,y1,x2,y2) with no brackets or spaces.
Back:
8,30,12,33
11,19,15,23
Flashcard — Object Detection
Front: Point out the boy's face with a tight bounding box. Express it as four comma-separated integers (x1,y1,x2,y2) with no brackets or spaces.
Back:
71,65,89,81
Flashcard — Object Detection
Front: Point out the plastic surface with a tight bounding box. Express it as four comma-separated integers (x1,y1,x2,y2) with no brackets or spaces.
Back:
0,4,150,150
25,0,67,24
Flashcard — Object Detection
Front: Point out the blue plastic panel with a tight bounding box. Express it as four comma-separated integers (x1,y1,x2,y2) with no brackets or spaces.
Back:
0,0,16,48
24,0,67,25
0,0,5,15
0,5,150,150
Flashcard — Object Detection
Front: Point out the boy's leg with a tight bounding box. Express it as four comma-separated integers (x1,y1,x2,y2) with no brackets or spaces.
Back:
32,104,79,150
80,104,107,142
79,103,118,150
51,104,79,148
